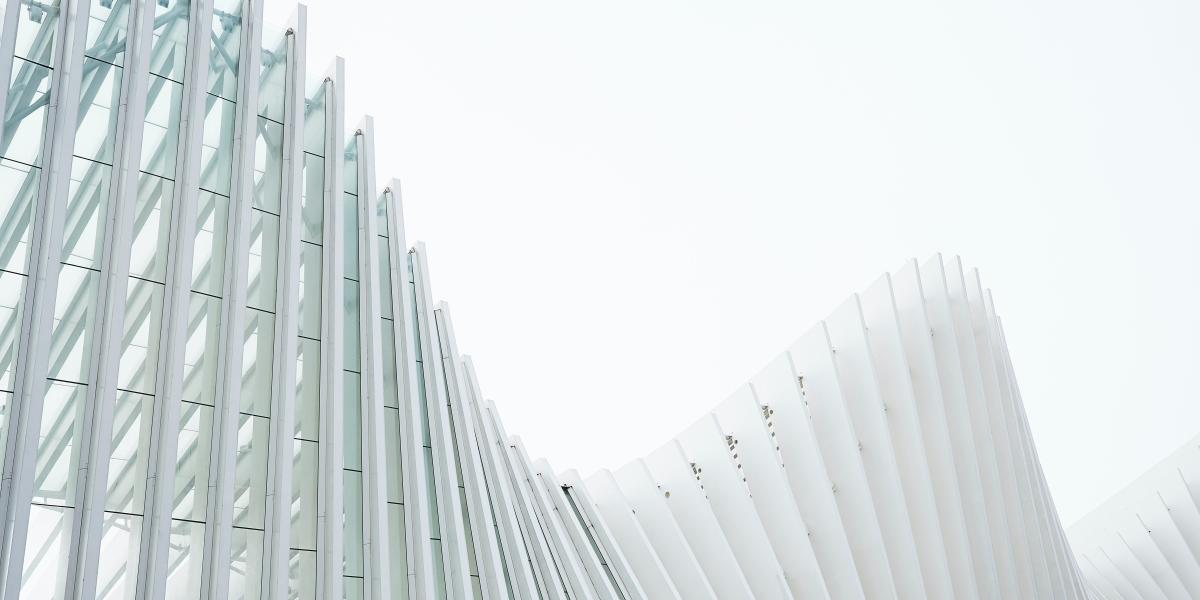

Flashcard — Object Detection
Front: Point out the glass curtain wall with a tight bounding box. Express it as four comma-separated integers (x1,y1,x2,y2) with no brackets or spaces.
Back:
342,134,364,600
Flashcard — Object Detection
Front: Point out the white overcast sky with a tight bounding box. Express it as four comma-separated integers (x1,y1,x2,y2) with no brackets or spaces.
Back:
266,0,1198,525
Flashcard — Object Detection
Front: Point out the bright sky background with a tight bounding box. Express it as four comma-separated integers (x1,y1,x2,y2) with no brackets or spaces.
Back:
266,0,1198,526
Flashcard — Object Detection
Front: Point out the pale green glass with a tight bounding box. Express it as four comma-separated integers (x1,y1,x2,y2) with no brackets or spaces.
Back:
165,520,205,600
0,160,38,274
229,527,264,600
241,309,275,417
232,415,269,530
116,277,164,395
62,157,111,270
246,208,280,312
254,117,284,214
96,512,141,600
191,191,229,297
2,58,52,166
139,75,183,178
300,153,324,244
74,58,123,164
294,337,320,441
291,439,318,550
47,263,99,384
297,242,321,339
172,402,214,521
182,292,221,406
106,390,152,514
130,172,174,282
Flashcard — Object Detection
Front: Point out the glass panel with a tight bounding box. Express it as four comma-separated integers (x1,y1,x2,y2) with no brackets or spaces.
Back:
117,278,164,395
47,264,99,384
12,0,59,66
294,338,319,441
381,320,398,409
130,172,174,282
246,209,279,312
343,141,358,195
289,549,317,600
75,58,123,164
229,527,264,600
0,160,37,274
258,35,286,123
344,577,364,600
208,0,242,101
62,157,111,270
377,237,392,319
253,117,283,214
199,94,236,196
291,439,317,550
182,292,221,406
22,505,73,596
300,154,324,244
375,192,390,238
96,512,141,600
342,471,364,577
2,58,53,166
32,381,85,505
343,280,359,372
0,272,27,391
150,0,190,82
107,390,152,514
297,242,321,339
85,0,131,66
192,191,229,296
165,520,205,600
343,372,361,470
388,503,409,600
303,86,326,157
384,408,401,502
232,414,268,529
343,193,358,279
140,75,184,178
173,402,214,521
240,309,274,417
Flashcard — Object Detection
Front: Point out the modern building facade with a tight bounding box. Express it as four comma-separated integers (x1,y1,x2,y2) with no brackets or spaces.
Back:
0,0,1090,599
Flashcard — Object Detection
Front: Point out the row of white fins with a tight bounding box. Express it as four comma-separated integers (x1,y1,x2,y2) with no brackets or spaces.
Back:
469,255,1090,599
1068,433,1200,599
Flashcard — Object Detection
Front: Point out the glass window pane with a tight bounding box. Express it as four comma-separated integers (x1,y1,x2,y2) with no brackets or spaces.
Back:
343,471,364,577
344,577,364,600
48,264,99,384
22,505,73,594
246,209,279,312
298,242,321,339
258,36,286,122
343,280,359,372
182,292,221,406
388,503,409,600
232,414,268,529
192,191,229,297
96,512,141,600
140,74,184,178
229,527,264,600
253,117,283,214
0,160,38,274
107,390,152,514
33,381,86,505
343,372,361,471
130,172,174,282
343,141,358,195
381,320,398,409
375,192,390,238
0,272,27,392
149,0,190,82
291,439,317,550
165,520,205,600
208,0,242,100
300,153,324,244
62,157,111,270
241,309,274,417
117,278,164,395
377,237,393,319
384,408,402,502
289,549,317,600
173,402,214,521
75,58,123,164
85,0,131,66
13,0,59,66
199,94,236,196
295,338,319,441
343,193,358,279
303,86,326,157
3,58,53,166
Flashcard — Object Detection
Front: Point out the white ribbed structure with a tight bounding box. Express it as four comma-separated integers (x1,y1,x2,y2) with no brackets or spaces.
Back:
1068,435,1200,600
0,0,1088,598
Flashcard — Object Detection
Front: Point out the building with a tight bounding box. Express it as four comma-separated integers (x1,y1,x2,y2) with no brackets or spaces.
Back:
0,0,1086,598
